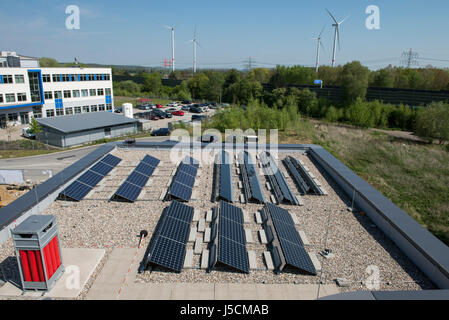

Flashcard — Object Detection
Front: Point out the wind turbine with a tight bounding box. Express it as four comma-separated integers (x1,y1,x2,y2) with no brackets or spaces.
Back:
164,25,176,72
326,9,349,67
188,26,201,73
313,26,325,73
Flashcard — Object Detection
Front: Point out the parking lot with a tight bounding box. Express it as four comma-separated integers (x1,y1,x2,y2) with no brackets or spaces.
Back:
130,103,217,131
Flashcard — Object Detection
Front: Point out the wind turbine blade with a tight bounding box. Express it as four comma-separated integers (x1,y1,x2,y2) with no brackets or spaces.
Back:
325,9,338,24
319,25,326,37
339,15,350,24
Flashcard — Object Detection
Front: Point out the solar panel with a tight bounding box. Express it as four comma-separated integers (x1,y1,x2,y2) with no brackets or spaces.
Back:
181,156,199,167
173,171,195,188
177,163,198,177
243,152,266,203
134,162,156,177
167,157,199,202
165,200,194,223
263,203,315,275
111,155,160,202
217,236,249,274
101,154,121,167
168,181,193,202
261,152,298,205
89,162,114,176
272,219,304,246
58,153,122,201
113,182,142,202
219,218,246,244
218,151,233,202
148,237,186,273
158,216,191,243
126,171,149,188
60,181,92,201
266,203,294,225
219,201,244,225
141,201,194,273
278,238,316,275
77,171,103,188
141,154,160,167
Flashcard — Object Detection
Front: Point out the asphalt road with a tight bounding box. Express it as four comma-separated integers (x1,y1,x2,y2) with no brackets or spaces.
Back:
0,136,170,182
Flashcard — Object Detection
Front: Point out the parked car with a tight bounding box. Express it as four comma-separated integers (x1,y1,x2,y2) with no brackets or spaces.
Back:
182,100,192,105
167,107,177,112
181,105,191,111
172,110,184,116
191,115,205,121
150,114,160,120
190,106,202,113
156,104,164,108
165,112,173,118
151,128,171,136
138,104,153,110
152,109,167,118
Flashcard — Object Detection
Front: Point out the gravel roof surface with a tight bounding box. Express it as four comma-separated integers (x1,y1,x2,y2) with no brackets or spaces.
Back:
0,147,436,299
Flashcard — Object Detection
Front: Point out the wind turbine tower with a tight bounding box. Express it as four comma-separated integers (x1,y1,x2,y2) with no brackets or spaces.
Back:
314,26,325,73
189,26,200,73
164,25,176,72
326,9,348,67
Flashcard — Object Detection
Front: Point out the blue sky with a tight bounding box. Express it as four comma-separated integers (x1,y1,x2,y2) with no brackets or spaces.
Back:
1,0,449,69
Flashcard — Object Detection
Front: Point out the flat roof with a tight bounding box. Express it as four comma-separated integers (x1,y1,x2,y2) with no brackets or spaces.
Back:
37,112,138,134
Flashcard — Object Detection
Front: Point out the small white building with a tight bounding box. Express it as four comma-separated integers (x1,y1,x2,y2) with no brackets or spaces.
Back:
0,63,114,128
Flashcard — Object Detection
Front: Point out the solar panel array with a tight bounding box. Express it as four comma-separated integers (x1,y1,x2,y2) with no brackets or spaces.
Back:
260,152,299,205
238,151,266,204
59,154,121,201
167,156,199,202
284,156,324,196
209,201,249,273
263,203,316,275
111,154,160,202
143,201,194,273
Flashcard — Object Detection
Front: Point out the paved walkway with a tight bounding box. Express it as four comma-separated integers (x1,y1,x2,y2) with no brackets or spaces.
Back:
86,248,340,300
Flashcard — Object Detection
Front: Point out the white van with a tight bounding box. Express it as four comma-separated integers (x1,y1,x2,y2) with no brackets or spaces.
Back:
22,127,36,139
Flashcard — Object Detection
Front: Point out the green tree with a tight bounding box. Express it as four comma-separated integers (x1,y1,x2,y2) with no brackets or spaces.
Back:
341,61,370,103
370,68,394,87
187,73,210,100
415,102,449,144
142,73,162,95
39,57,59,67
29,117,42,135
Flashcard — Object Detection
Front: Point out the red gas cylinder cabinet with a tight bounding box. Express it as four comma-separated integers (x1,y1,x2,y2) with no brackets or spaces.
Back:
11,215,64,291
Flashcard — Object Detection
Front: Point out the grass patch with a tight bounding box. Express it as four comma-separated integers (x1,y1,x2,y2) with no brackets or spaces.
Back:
282,122,449,245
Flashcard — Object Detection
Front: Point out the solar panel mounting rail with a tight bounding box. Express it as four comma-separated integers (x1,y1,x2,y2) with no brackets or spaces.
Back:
207,200,249,274
260,152,299,205
261,203,316,275
284,156,324,196
58,154,122,201
138,200,194,273
110,154,160,202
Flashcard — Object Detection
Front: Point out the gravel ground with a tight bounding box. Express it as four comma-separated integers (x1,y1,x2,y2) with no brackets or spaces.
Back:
0,148,436,299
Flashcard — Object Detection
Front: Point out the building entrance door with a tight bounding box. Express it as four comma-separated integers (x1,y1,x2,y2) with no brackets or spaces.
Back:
20,112,29,124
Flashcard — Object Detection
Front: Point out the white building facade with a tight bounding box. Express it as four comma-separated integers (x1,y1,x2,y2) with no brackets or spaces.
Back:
0,67,114,128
